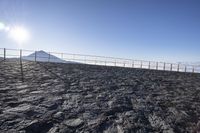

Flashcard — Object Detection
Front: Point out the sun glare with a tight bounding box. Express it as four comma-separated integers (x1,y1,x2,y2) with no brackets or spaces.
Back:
9,26,30,44
0,22,5,30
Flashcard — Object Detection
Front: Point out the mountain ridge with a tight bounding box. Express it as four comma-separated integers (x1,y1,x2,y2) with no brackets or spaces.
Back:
22,50,76,63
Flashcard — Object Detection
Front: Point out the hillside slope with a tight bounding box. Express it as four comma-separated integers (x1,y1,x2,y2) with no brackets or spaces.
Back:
0,60,200,133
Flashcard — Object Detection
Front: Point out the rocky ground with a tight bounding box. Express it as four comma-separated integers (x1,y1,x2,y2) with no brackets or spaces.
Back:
0,59,200,133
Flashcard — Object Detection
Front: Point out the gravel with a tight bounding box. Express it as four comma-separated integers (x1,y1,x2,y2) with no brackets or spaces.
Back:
0,60,200,132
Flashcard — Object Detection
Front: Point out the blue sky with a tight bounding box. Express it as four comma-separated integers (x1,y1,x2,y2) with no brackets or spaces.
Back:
0,0,200,62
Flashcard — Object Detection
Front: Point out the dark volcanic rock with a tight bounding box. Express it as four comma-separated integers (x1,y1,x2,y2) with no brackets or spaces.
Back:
22,119,53,133
1,60,200,132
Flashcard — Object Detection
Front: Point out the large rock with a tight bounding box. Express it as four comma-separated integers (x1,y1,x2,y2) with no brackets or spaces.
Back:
4,104,31,113
64,118,84,128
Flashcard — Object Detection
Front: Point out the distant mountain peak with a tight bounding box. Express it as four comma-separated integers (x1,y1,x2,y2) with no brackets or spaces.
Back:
37,50,46,53
22,50,72,63
36,50,49,55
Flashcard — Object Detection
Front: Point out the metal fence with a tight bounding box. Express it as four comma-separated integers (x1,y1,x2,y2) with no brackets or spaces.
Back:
0,48,200,73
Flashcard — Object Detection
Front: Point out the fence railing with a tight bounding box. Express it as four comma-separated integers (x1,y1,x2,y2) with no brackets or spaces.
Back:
0,48,200,73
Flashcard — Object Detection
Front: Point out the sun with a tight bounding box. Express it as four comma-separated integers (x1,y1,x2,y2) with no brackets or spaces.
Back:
9,26,30,44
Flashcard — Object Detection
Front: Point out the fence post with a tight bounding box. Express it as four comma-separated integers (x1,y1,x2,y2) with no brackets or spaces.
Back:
20,49,22,61
193,66,195,73
105,61,106,66
185,66,187,72
140,61,142,68
148,61,151,69
20,49,24,82
177,64,180,72
95,57,97,65
61,53,63,60
48,52,50,62
132,61,134,68
163,62,166,70
124,61,125,67
4,48,6,60
35,51,37,62
170,64,173,71
115,60,116,66
156,62,158,70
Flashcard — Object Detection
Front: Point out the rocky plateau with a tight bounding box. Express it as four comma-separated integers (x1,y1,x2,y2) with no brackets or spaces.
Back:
0,59,200,133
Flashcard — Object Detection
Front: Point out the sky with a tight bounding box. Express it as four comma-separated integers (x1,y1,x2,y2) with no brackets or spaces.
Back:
0,0,200,62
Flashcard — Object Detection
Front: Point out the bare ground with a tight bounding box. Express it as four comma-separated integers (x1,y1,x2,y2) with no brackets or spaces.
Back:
0,60,200,133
